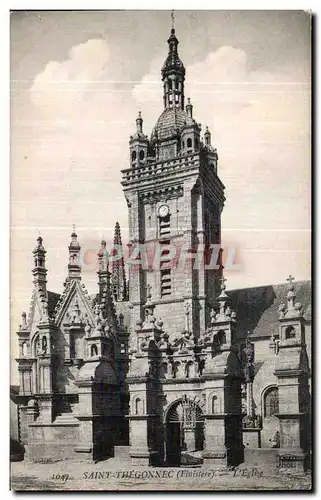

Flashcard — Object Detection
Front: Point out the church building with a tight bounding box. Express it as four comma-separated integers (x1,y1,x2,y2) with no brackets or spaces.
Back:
14,27,311,472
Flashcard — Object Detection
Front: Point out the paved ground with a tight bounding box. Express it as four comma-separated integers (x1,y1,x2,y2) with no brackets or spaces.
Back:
10,458,312,491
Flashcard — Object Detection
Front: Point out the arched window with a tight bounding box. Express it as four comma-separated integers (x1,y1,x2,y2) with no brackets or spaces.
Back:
186,361,194,378
131,150,137,162
285,326,296,339
91,344,98,357
160,362,168,379
135,397,143,415
139,150,145,161
264,387,279,417
211,396,220,414
173,362,180,379
187,138,192,149
217,330,227,345
195,138,199,150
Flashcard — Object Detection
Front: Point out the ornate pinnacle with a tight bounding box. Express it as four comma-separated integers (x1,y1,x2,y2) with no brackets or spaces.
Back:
210,308,216,324
98,239,107,258
36,236,43,248
20,311,28,330
136,111,143,133
286,274,296,309
220,275,227,292
286,274,295,287
111,222,127,301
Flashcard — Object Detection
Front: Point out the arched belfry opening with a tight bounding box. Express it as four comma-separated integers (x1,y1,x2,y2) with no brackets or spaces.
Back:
165,397,204,466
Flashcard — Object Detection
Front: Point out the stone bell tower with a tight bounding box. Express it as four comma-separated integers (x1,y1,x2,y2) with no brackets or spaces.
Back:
121,26,225,341
274,275,311,473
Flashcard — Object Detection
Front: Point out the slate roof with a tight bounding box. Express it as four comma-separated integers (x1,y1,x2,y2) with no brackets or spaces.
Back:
46,281,311,341
152,107,195,141
47,291,61,316
228,280,311,340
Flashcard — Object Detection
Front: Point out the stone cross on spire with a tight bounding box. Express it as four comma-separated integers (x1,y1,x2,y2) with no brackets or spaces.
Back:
286,274,295,287
171,9,175,29
220,275,227,292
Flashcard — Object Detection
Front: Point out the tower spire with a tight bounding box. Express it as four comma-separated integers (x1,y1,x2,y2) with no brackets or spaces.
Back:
161,17,185,110
111,222,128,301
67,226,81,281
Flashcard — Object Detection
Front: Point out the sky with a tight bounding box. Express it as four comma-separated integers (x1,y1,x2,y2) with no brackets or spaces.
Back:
10,10,311,371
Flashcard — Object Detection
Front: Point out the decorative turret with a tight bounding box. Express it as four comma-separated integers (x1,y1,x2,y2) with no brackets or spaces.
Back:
32,236,47,293
204,126,211,146
111,222,128,301
203,125,218,173
129,111,149,168
274,275,311,472
67,226,81,281
185,97,193,118
203,276,237,352
277,274,305,344
83,300,115,363
181,106,201,154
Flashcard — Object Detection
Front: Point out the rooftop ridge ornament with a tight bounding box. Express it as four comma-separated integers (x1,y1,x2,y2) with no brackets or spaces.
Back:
278,274,303,319
171,9,175,30
220,275,227,291
286,274,295,292
218,275,228,300
286,274,296,308
19,311,28,330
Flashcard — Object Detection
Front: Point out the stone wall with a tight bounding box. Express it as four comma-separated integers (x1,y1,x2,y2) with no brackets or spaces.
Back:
27,423,80,462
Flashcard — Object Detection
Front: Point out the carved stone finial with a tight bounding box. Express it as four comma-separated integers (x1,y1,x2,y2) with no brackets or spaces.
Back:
20,311,27,330
286,274,295,288
220,275,227,292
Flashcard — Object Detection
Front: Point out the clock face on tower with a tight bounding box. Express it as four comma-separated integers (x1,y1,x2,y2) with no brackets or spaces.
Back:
158,204,169,218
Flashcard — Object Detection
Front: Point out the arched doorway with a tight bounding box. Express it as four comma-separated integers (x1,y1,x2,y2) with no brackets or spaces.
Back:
165,397,204,466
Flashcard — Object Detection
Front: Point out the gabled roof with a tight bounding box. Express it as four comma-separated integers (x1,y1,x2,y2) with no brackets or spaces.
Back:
53,280,95,327
228,280,311,340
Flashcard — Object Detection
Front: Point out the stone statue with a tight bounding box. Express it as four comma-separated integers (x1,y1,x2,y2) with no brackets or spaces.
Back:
41,336,47,354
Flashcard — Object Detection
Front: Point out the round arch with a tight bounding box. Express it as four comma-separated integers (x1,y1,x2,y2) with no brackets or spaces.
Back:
261,384,279,418
164,396,205,465
164,395,205,424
